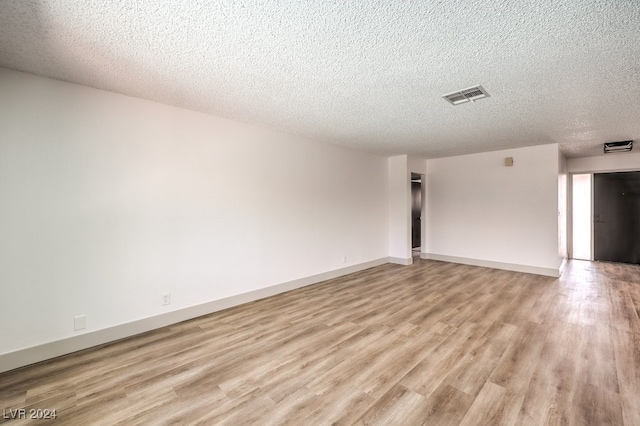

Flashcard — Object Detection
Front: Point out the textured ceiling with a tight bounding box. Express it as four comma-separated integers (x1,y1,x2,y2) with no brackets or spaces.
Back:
1,1,640,158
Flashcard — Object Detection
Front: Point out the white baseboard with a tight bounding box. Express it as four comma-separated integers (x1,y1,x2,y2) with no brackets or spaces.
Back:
558,257,568,276
388,257,413,265
0,257,389,374
421,253,560,278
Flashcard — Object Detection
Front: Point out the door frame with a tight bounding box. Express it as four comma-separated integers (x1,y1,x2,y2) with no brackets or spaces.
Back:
568,172,594,261
569,167,640,261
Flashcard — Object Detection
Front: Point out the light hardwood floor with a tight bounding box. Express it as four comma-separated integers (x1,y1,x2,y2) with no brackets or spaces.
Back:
1,260,639,425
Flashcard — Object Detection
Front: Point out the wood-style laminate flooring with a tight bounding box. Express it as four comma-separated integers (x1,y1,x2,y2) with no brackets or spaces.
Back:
1,260,639,425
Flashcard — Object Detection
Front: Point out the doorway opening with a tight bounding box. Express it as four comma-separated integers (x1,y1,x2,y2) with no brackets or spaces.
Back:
594,171,640,264
411,173,423,258
571,174,592,260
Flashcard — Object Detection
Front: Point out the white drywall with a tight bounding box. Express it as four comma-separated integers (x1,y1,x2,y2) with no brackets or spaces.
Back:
425,144,561,274
558,152,568,267
408,156,427,176
388,155,410,262
0,69,389,356
568,152,640,173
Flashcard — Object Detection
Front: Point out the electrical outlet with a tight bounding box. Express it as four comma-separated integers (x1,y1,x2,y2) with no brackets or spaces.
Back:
342,256,347,264
74,315,87,331
161,293,171,306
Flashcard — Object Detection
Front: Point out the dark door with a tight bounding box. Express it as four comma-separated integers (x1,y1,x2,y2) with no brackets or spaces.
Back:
594,171,640,264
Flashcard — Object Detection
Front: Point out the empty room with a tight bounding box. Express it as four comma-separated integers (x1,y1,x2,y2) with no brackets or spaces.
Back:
1,1,640,425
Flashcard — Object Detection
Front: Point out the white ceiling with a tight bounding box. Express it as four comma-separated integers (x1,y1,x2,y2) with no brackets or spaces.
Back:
1,1,640,158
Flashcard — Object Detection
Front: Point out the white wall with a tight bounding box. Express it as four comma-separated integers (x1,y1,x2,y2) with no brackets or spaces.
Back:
408,156,427,176
568,152,640,173
388,155,410,262
0,68,389,358
425,144,561,275
558,151,568,264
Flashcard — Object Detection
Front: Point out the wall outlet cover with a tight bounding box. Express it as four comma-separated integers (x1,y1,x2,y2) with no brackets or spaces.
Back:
162,293,171,306
74,315,87,331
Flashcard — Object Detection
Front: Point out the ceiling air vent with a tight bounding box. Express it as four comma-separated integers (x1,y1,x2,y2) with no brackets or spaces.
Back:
604,140,633,154
443,85,490,105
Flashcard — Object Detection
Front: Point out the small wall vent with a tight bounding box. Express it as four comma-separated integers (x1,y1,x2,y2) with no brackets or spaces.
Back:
443,85,490,105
